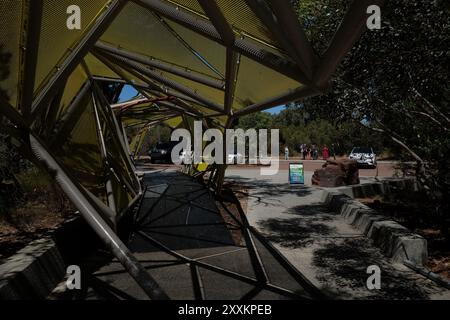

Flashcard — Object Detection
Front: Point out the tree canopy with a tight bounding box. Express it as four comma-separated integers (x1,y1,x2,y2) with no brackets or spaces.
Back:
298,0,450,232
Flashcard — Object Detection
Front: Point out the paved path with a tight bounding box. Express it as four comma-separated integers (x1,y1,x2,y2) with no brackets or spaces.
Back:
76,168,322,300
226,169,450,299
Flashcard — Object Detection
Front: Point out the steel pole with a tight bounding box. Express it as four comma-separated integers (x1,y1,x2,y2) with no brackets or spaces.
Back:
29,133,169,300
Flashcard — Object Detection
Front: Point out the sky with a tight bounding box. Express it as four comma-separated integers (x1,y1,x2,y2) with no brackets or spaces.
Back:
118,84,285,114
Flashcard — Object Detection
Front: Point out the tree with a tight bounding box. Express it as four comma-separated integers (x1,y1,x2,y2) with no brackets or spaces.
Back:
297,0,450,235
235,111,273,130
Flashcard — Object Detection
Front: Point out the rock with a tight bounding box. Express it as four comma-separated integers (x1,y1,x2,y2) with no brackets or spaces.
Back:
312,159,359,187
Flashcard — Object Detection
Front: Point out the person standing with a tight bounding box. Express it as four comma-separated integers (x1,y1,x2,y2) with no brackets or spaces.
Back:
284,146,289,160
312,144,318,160
322,145,329,160
330,143,336,160
302,144,307,160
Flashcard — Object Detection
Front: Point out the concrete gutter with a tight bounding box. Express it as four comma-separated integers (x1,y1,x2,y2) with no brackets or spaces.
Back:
321,179,428,265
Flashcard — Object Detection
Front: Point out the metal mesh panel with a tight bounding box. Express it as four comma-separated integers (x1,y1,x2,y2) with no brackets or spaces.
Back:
234,56,301,108
160,71,224,107
189,102,220,117
167,0,205,15
101,1,222,78
164,19,226,77
57,95,107,198
58,65,88,117
34,0,110,94
90,54,151,89
216,0,279,49
0,0,23,108
166,0,281,50
164,116,183,128
84,53,119,79
110,173,132,214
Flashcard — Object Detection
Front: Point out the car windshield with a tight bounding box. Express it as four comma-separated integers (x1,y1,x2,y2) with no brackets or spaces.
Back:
352,147,372,154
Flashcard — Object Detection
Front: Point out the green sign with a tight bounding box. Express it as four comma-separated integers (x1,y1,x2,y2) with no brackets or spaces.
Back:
289,163,304,184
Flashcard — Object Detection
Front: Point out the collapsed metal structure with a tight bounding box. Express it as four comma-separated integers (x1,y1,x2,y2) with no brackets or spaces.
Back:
0,0,383,299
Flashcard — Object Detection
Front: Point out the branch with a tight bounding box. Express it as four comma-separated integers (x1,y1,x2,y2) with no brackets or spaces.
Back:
409,111,447,130
412,87,450,125
362,121,424,163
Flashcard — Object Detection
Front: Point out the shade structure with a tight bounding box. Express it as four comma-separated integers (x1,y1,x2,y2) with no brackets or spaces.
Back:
0,0,384,299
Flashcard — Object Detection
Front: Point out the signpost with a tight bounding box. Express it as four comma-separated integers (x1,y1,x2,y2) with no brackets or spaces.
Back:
289,163,305,184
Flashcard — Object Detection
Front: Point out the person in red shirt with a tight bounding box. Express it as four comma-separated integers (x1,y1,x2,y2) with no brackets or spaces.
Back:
322,145,330,160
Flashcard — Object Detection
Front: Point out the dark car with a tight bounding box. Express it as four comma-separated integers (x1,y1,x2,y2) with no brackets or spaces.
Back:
149,141,179,164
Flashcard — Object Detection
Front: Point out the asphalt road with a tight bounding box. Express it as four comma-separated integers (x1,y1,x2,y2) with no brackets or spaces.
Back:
138,159,399,178
230,160,398,177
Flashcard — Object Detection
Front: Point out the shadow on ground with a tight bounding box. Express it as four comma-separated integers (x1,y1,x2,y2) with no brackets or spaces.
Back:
259,217,335,248
312,238,431,299
226,176,313,207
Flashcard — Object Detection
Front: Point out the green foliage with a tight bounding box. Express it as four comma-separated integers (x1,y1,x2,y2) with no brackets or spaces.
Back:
280,119,335,149
139,125,172,155
234,108,386,156
235,111,273,130
272,103,309,128
296,0,352,54
14,167,54,194
296,0,450,231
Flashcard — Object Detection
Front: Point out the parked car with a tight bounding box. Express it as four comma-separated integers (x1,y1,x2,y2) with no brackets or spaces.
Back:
348,147,377,167
227,153,245,164
179,150,192,164
149,141,179,164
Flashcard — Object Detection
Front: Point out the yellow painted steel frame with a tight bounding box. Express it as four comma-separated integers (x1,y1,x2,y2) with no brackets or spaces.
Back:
0,0,384,299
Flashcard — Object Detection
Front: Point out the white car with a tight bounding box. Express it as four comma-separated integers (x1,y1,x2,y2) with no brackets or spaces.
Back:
227,153,245,164
348,147,377,167
179,150,193,164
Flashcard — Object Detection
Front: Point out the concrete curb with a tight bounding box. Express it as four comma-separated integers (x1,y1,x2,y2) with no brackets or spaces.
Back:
0,238,66,299
0,216,100,300
321,179,428,265
332,178,418,199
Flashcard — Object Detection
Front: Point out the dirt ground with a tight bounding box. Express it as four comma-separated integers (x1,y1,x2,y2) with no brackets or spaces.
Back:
358,196,450,280
0,186,76,262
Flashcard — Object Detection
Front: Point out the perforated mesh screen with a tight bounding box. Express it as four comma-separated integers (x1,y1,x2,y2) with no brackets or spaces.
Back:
101,2,222,78
161,71,224,107
168,0,205,15
34,0,110,94
58,65,88,116
216,0,279,48
0,0,23,108
167,0,281,50
84,53,119,79
164,116,183,128
57,95,106,195
1,0,345,218
234,56,301,108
